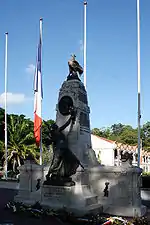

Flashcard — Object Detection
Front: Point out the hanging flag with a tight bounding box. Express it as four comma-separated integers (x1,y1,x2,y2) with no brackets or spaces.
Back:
34,24,43,147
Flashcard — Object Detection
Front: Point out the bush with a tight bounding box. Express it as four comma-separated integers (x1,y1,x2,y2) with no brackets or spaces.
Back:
142,172,150,176
130,217,148,225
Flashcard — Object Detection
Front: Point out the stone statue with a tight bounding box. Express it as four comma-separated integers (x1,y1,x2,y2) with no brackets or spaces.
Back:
44,106,83,186
67,54,83,81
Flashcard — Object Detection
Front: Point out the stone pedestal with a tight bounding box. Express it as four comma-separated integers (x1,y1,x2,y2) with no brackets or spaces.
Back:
14,161,146,217
41,185,102,215
14,161,44,204
41,165,146,217
41,168,103,215
86,165,146,217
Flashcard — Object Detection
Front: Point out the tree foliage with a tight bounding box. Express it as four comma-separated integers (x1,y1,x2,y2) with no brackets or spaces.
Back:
6,114,38,171
42,119,55,147
0,108,53,172
91,122,150,151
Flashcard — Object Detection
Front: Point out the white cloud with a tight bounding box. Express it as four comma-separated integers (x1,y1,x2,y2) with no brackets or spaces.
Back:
0,92,32,105
79,39,84,52
25,64,35,75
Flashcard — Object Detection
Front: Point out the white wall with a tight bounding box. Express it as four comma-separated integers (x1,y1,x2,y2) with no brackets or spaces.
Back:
100,148,115,166
91,134,115,166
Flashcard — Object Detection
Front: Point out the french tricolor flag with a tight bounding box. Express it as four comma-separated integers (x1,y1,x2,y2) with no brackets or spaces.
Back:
34,19,43,150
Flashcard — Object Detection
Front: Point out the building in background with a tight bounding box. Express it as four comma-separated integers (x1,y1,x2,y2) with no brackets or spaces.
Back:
91,134,115,166
91,134,150,172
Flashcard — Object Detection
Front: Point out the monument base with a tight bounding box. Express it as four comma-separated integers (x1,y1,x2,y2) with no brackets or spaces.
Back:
14,161,44,205
85,165,147,217
14,162,147,217
41,184,103,216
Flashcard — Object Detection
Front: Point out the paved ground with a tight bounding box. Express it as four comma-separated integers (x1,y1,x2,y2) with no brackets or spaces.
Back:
0,181,19,190
0,188,68,225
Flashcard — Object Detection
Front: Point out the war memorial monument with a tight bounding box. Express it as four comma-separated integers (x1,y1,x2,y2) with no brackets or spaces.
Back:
14,55,146,217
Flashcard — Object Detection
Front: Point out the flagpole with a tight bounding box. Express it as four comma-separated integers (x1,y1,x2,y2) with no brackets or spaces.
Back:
4,32,8,179
40,18,43,45
84,1,87,89
137,0,141,167
39,18,43,166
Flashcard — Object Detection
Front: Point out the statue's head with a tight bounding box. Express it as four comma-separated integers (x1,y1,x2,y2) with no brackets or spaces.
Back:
71,54,76,60
121,151,133,167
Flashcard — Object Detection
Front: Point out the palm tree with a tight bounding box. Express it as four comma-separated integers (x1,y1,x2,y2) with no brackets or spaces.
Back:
6,114,38,172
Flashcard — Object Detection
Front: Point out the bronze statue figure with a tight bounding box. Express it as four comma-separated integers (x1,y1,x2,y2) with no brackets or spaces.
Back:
67,54,83,81
120,151,133,167
44,106,83,186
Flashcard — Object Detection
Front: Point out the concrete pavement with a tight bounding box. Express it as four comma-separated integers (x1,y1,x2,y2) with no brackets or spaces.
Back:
0,181,19,190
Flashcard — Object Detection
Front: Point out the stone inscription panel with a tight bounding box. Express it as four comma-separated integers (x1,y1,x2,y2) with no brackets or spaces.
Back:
79,112,90,128
20,174,30,190
78,92,88,104
43,186,71,198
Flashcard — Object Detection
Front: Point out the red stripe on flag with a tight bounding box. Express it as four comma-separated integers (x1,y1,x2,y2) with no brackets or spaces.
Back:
34,112,42,147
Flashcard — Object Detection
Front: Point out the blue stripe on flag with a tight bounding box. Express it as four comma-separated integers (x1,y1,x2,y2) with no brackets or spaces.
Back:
34,35,43,98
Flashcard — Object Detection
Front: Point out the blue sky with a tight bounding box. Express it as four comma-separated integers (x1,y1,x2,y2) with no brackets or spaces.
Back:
0,0,150,129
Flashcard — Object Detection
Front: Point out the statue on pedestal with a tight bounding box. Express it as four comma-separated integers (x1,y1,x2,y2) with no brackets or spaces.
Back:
120,151,133,167
67,54,83,81
44,106,83,186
